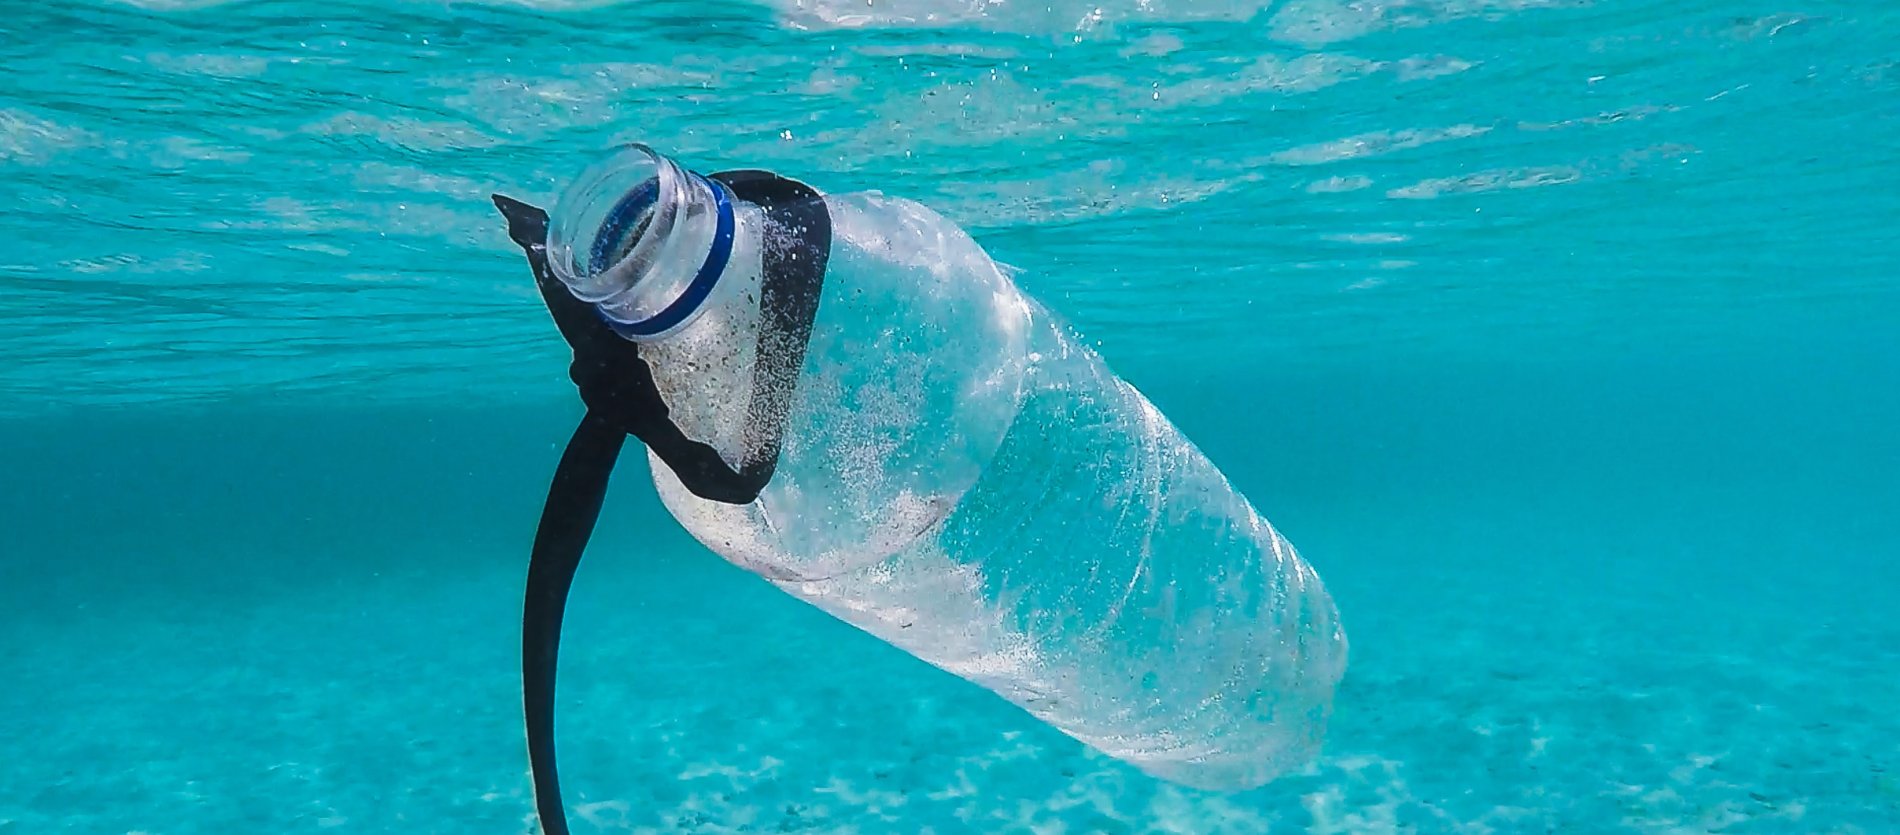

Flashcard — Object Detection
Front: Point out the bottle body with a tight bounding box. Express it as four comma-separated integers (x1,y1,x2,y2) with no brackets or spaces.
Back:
643,189,1347,790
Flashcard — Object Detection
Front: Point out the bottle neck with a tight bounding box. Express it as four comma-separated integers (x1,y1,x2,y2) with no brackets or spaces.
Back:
546,145,751,342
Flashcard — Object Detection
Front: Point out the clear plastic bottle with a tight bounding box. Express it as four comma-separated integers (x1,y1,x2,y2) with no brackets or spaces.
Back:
545,145,1347,790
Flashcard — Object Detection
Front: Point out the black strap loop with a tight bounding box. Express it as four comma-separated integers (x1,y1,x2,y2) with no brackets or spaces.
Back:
492,173,829,506
492,170,830,835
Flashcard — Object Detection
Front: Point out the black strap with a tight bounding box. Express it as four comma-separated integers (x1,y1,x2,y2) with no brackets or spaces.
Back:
713,170,831,498
492,171,830,835
521,411,623,835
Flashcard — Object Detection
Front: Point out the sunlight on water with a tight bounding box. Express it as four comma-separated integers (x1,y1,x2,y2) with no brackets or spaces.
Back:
4,1,1896,412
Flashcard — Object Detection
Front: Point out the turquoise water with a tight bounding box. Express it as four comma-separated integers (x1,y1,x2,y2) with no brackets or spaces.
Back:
4,0,1899,831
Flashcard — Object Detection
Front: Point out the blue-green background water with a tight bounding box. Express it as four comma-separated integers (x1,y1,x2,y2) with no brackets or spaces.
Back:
4,1,1898,831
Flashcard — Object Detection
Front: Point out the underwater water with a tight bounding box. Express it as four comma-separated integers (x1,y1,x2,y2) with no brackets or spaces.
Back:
4,0,1899,831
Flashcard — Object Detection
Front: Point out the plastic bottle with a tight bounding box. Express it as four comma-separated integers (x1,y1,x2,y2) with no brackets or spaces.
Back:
544,144,1347,790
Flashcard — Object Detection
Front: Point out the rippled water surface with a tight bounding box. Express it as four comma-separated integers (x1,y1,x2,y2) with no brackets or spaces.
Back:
3,1,1898,832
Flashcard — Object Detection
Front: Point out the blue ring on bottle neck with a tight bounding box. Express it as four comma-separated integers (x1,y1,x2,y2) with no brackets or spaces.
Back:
601,174,735,339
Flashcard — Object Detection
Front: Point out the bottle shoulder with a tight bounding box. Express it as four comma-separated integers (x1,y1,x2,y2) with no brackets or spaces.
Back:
822,192,983,268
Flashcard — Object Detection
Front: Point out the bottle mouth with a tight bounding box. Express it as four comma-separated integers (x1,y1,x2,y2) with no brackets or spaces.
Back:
545,144,734,336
